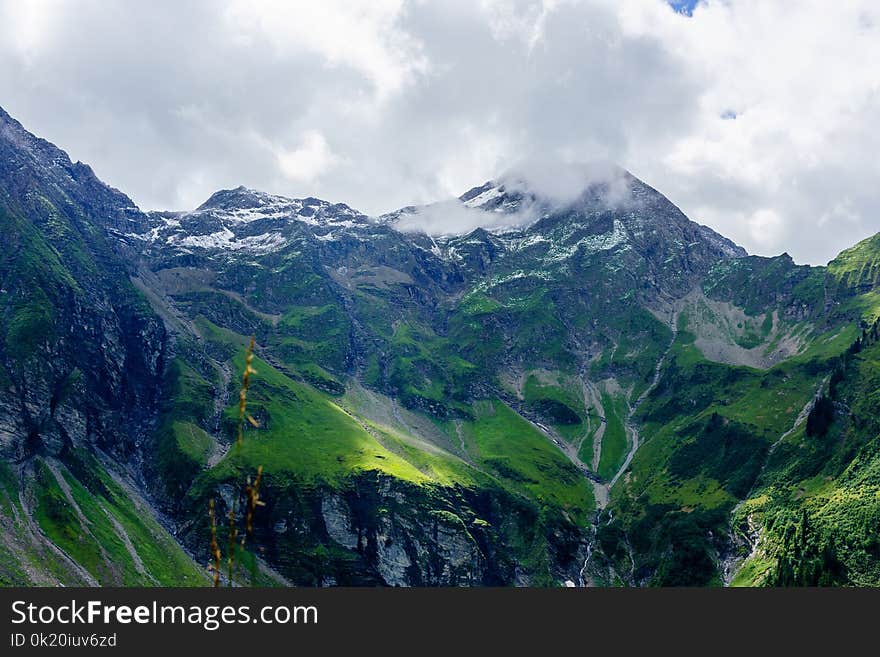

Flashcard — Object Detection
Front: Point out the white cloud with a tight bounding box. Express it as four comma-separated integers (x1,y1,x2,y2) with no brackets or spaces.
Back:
616,0,880,263
393,201,514,235
0,0,878,264
479,0,554,50
276,131,338,183
222,0,426,98
501,158,631,206
818,200,859,229
0,0,61,61
746,208,785,249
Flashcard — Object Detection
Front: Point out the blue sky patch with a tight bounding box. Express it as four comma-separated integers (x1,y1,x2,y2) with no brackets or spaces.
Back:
668,0,700,16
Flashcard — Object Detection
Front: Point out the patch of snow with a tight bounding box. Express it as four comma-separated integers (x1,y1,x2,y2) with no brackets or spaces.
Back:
231,232,288,253
169,228,288,254
189,199,303,225
503,233,549,251
428,236,443,258
462,185,505,208
543,219,628,263
325,218,358,228
469,268,554,294
176,228,236,249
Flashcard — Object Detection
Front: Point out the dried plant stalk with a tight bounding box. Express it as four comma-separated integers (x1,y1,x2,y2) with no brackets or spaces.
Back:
227,506,238,586
241,465,264,550
208,498,222,588
236,336,258,448
206,336,265,588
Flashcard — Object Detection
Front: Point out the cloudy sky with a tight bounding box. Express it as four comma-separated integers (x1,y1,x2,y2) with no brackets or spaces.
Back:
1,0,878,264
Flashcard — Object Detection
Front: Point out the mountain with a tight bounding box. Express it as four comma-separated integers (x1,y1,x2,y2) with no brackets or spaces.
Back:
2,105,880,586
0,106,204,584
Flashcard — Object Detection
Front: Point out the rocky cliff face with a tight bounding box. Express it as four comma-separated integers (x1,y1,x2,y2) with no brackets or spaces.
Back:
243,473,568,586
0,107,166,463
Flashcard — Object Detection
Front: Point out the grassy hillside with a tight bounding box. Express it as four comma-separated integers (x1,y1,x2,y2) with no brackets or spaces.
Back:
595,263,880,586
152,317,594,586
0,454,205,586
730,316,880,586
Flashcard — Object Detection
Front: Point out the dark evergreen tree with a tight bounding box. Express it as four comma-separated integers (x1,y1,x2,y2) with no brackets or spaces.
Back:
806,394,835,437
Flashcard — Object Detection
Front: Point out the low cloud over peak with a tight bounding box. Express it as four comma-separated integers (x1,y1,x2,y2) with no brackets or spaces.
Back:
388,158,640,236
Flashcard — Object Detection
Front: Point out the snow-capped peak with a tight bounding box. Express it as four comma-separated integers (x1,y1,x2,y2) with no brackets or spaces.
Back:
459,180,537,215
460,182,505,208
133,187,373,255
196,185,294,213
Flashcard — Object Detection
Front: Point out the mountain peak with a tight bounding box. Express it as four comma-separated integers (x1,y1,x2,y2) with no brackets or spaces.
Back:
136,185,372,254
0,104,144,232
457,161,631,215
389,162,746,264
195,186,294,213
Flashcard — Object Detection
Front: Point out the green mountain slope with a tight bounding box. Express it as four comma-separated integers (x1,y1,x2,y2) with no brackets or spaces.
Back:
588,254,880,586
152,317,593,585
